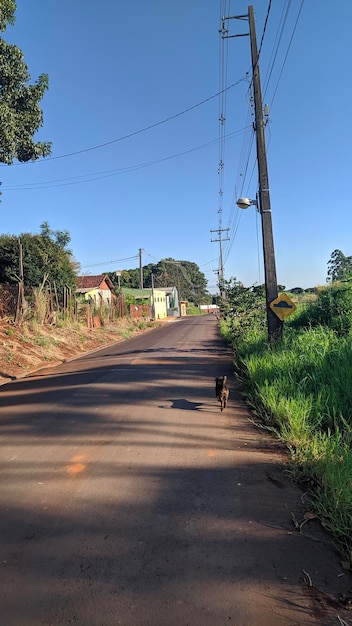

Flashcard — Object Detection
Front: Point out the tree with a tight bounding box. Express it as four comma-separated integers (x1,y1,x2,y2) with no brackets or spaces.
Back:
110,259,210,305
0,1,51,168
218,277,266,340
0,223,77,301
290,287,304,295
327,249,352,283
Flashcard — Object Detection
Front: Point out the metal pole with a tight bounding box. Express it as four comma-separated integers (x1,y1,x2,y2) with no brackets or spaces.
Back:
248,5,283,341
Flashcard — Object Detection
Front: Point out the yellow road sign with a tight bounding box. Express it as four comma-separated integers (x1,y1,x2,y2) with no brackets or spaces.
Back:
269,293,297,321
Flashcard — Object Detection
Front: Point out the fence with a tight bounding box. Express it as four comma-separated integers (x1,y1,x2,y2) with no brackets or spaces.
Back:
129,304,151,320
0,283,127,326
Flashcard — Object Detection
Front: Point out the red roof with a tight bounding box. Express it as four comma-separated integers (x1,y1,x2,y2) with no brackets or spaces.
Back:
76,274,114,290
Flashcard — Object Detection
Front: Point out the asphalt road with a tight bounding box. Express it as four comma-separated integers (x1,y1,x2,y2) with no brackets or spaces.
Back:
0,315,350,625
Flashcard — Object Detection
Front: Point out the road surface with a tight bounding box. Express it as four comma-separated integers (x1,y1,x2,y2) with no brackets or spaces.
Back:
0,315,350,625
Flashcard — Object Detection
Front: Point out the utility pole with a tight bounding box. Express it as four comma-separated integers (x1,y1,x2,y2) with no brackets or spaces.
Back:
248,5,282,341
15,238,25,325
221,6,283,341
151,272,155,319
210,227,229,295
139,248,143,289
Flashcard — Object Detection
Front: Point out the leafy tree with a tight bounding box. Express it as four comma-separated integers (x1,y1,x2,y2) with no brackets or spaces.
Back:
304,287,316,294
327,249,352,283
290,283,352,337
151,259,209,304
290,287,304,294
252,284,265,298
0,1,51,168
109,259,210,305
0,223,77,300
219,277,266,341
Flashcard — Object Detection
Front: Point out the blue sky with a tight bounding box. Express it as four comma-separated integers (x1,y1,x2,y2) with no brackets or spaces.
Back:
1,1,351,292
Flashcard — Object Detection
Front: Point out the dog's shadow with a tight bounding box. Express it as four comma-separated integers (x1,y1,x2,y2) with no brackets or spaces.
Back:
162,399,204,411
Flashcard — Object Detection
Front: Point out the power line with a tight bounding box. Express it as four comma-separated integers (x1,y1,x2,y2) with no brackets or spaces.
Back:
3,126,251,191
3,79,248,167
221,1,305,277
262,0,293,98
81,255,139,269
269,0,305,108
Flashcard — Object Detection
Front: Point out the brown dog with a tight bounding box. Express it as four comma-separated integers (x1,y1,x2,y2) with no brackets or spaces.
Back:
215,376,229,411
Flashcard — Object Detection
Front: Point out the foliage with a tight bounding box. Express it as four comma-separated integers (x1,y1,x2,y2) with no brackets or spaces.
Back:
0,1,15,30
0,222,77,301
186,303,201,315
291,282,352,336
218,277,266,342
0,1,51,169
327,249,352,283
219,278,352,560
290,286,304,294
108,258,210,305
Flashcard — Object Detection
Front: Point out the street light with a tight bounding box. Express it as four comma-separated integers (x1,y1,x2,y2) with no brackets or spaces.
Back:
236,197,258,211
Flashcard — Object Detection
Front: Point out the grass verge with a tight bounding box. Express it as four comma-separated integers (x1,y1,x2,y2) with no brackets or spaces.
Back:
220,318,352,563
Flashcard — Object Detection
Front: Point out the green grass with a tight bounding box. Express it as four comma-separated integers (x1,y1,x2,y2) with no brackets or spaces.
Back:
34,334,52,348
221,312,352,562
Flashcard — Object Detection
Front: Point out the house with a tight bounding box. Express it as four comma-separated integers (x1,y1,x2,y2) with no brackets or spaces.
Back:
121,287,179,320
155,286,179,316
76,274,115,306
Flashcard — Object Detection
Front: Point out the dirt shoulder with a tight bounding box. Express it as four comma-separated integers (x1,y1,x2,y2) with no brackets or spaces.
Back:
0,317,161,383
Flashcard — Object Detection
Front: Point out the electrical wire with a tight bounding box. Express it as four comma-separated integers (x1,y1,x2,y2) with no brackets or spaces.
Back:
269,0,305,108
3,126,251,191
214,0,234,283
81,255,139,269
2,78,247,167
262,0,292,98
257,0,272,62
222,0,305,282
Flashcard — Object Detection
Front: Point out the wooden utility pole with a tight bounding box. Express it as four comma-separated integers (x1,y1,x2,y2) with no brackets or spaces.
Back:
248,5,283,341
15,238,26,325
139,248,143,289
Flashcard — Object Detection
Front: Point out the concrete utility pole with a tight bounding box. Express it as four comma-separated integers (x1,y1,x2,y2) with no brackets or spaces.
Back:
248,5,282,341
210,227,229,294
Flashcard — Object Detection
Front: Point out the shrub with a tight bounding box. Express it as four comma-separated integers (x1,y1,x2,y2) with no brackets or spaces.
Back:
291,283,352,336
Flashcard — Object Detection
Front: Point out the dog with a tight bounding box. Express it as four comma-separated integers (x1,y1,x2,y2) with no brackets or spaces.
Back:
215,375,229,411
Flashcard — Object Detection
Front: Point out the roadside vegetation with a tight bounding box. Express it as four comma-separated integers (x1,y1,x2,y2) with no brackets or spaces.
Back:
219,277,352,564
0,316,156,382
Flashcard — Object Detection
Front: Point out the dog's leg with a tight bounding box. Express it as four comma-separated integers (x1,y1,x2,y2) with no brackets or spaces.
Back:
220,393,224,411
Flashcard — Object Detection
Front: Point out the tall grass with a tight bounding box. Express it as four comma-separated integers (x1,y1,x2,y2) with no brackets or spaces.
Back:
221,283,352,561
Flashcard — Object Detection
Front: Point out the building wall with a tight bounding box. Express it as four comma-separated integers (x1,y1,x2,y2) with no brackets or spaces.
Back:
200,304,219,314
152,289,167,319
180,301,187,317
84,288,112,305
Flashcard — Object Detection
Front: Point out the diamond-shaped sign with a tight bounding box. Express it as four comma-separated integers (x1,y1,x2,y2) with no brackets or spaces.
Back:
269,293,297,321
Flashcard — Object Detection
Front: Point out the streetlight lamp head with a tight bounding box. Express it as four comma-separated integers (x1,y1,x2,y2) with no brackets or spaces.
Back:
236,197,256,210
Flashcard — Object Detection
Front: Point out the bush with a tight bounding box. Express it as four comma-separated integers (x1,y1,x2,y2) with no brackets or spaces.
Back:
289,282,352,336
